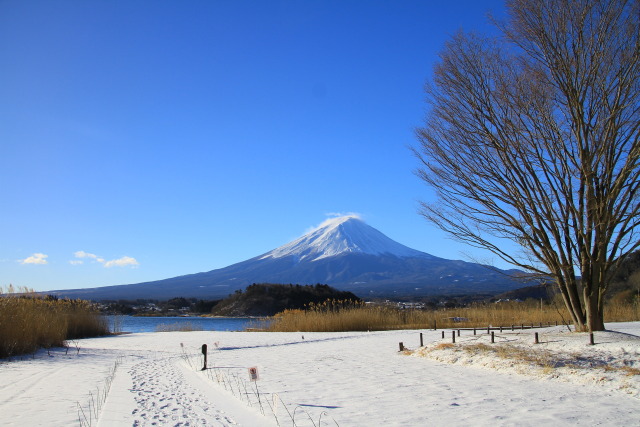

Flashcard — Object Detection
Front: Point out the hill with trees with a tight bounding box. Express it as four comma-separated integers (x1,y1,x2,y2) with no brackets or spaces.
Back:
210,283,361,317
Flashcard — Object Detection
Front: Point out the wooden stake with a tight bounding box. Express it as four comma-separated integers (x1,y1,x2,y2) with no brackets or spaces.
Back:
491,331,495,343
420,332,424,347
534,332,539,344
399,342,404,351
452,331,456,344
201,344,208,371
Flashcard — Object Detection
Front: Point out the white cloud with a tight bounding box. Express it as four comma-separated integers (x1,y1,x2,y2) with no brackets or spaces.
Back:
73,251,105,263
325,212,362,219
72,251,139,268
104,256,139,268
74,251,105,263
74,250,94,258
20,253,48,265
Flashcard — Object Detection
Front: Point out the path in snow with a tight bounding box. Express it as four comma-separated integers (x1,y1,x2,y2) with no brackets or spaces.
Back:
97,351,270,427
129,358,233,426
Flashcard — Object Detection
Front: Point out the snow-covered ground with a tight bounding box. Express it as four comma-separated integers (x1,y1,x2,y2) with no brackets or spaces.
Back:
1,323,639,426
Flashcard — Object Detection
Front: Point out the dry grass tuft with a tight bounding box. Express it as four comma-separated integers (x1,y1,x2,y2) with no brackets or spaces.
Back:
603,365,640,376
433,342,455,350
155,321,203,332
261,298,639,333
460,343,555,367
0,286,109,358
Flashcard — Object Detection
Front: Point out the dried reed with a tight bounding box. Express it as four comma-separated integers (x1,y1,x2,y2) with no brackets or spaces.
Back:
263,298,639,332
155,321,203,332
0,286,109,358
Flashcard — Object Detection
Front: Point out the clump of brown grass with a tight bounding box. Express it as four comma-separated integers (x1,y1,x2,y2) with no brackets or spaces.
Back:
155,321,203,332
435,342,558,371
433,342,455,350
603,365,640,376
0,286,109,358
264,299,566,332
604,300,640,322
262,297,639,333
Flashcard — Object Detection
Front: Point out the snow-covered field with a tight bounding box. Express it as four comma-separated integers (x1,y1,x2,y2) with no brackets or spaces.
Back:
1,323,639,426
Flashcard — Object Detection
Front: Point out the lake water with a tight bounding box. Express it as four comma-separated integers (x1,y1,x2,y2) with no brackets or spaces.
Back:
105,315,261,333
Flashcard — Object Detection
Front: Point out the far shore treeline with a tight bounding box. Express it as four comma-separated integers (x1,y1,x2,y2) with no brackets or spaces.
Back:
100,283,360,317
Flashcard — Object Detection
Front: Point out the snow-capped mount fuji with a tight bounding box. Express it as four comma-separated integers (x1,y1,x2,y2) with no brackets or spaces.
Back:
52,216,531,301
262,215,432,262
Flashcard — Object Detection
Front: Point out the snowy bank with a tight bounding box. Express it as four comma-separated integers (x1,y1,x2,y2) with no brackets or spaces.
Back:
1,323,639,426
412,323,640,399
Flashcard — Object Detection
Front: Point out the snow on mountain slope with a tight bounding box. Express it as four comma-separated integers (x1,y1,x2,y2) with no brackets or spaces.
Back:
261,215,434,262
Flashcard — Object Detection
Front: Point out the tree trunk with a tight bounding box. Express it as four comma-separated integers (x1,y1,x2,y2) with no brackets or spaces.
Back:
584,289,605,332
559,275,587,331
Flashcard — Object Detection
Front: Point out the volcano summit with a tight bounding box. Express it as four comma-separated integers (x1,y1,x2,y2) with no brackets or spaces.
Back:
53,216,529,300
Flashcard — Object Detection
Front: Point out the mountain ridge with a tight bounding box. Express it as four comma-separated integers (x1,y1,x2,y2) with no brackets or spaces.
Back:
50,216,531,301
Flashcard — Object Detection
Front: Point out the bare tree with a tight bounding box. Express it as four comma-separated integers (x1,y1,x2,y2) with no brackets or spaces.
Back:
414,0,640,331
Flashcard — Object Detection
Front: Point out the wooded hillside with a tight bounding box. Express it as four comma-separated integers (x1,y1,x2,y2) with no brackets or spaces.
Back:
210,283,361,316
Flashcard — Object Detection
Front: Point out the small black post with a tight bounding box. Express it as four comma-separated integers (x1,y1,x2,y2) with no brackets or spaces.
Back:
589,332,595,345
521,323,524,330
457,329,460,337
473,328,476,335
420,332,424,347
534,332,539,344
441,330,445,339
511,325,514,331
452,331,456,344
491,331,495,343
500,326,503,332
399,342,404,351
201,344,208,371
555,320,558,326
487,326,490,334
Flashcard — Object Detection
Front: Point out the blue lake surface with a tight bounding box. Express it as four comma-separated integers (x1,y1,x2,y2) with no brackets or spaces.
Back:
105,315,260,333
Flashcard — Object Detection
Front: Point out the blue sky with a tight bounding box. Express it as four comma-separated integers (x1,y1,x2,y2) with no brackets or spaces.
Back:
1,0,509,292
